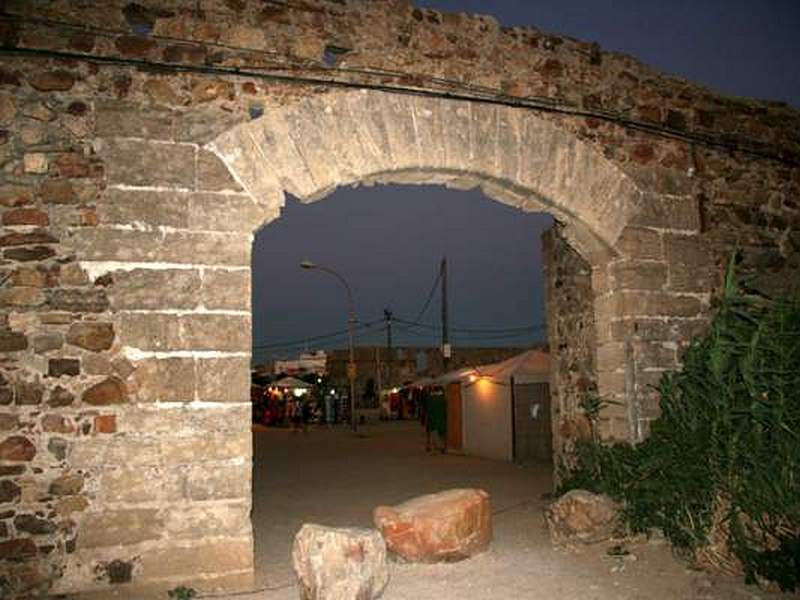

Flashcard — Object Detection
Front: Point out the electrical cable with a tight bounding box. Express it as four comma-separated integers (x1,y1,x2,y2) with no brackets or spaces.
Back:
1,13,797,166
410,268,442,325
252,317,383,350
394,316,545,335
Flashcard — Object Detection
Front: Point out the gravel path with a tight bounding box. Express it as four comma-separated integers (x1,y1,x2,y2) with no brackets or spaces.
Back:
240,421,792,600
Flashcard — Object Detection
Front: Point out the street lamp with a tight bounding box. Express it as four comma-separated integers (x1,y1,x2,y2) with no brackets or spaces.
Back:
300,260,358,432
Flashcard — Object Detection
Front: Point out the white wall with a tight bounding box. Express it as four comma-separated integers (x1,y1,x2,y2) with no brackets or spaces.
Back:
462,379,512,462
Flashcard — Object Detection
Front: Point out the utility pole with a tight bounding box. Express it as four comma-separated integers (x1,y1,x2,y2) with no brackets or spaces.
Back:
441,256,450,371
384,308,393,389
375,346,382,410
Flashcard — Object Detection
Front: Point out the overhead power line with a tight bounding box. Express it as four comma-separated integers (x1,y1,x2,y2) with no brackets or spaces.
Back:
252,317,384,350
1,14,797,165
411,268,442,325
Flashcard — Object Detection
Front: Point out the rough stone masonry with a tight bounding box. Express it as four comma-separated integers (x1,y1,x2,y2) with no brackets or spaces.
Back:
0,0,797,596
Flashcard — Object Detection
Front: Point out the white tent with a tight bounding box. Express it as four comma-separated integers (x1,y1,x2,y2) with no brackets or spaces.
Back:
448,350,550,462
271,376,312,390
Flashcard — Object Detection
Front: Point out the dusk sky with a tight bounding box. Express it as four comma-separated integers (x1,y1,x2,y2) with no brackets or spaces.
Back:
251,1,800,364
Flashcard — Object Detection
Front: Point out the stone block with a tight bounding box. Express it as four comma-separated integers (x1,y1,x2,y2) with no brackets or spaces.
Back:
200,268,250,310
161,432,250,465
117,404,250,436
197,150,244,192
196,356,250,402
15,380,43,405
49,473,84,496
186,462,250,501
117,313,181,351
0,286,46,307
664,233,716,293
48,288,109,313
596,342,626,373
129,358,195,402
95,101,174,140
39,179,76,204
72,228,250,266
187,193,266,232
101,138,195,188
630,195,701,232
66,322,115,351
610,260,667,291
292,524,389,600
79,509,163,548
107,268,201,310
82,377,127,405
95,189,189,229
140,539,253,580
615,227,662,261
163,502,251,540
0,331,28,352
70,437,160,468
102,466,184,503
180,314,250,351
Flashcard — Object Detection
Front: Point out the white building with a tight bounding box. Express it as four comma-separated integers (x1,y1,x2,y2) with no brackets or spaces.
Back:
274,350,327,376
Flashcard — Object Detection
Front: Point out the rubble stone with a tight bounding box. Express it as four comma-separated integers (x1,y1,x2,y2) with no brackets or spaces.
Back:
545,489,621,545
373,488,492,562
292,523,390,600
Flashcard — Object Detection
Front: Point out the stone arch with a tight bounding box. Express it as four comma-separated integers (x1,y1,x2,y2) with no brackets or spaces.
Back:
209,90,644,261
208,89,667,453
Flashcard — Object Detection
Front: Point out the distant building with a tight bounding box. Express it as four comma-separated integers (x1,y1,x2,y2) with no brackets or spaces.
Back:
326,345,534,407
273,350,327,376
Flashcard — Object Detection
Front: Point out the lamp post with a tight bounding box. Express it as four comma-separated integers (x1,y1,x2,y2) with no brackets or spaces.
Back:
300,260,358,432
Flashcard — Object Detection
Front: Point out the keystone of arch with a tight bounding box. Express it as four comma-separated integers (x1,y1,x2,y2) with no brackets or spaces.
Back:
208,89,644,255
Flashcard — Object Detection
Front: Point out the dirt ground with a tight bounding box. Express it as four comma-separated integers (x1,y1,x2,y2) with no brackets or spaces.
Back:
237,421,794,600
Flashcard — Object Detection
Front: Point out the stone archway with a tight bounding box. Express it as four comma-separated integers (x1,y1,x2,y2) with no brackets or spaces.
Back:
209,89,653,447
210,90,643,261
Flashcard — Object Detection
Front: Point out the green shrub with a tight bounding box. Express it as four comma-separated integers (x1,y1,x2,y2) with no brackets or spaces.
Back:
558,262,800,590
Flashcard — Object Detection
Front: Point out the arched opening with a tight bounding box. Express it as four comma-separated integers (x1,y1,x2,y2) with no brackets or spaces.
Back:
249,182,561,587
209,89,641,587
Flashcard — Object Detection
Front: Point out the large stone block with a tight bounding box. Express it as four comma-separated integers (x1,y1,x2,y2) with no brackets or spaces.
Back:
101,139,195,188
664,233,716,293
373,488,491,562
186,462,250,501
615,227,663,261
117,313,181,351
73,228,251,266
95,101,175,140
196,150,244,192
187,193,266,232
161,432,250,465
107,268,201,310
196,356,250,402
292,524,389,600
139,539,253,580
129,358,195,402
610,260,667,291
180,314,250,351
78,509,163,548
102,466,184,503
116,404,250,436
200,269,250,311
120,311,252,353
162,502,251,540
630,195,701,232
95,189,189,229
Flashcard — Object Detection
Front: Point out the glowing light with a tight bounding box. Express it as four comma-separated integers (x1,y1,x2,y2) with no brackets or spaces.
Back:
292,388,308,397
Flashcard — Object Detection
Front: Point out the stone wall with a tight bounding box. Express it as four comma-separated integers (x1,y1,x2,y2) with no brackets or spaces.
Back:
0,0,797,595
542,225,597,468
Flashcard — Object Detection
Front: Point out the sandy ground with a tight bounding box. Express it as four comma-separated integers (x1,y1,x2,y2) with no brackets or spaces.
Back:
234,421,795,600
